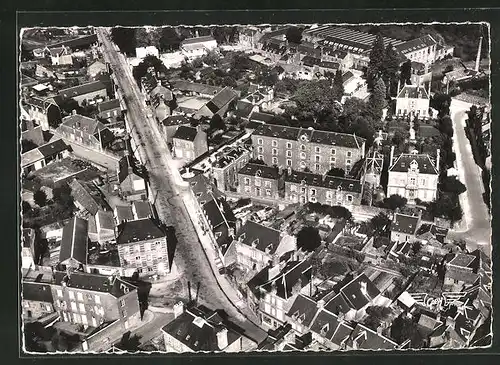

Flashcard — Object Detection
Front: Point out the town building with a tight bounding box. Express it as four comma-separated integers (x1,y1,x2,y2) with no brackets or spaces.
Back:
284,170,362,207
115,218,169,277
51,271,140,330
394,35,438,66
345,323,398,350
97,99,122,121
390,213,421,243
88,210,116,245
57,80,108,106
443,253,480,290
114,201,153,225
45,45,73,65
435,44,455,61
251,124,365,175
172,125,208,164
22,281,55,321
161,115,192,144
22,228,36,270
117,156,147,201
21,139,70,175
387,149,439,203
55,113,114,152
180,36,218,61
195,86,239,119
237,162,281,200
87,60,108,78
171,80,223,99
69,179,111,216
58,217,89,270
211,144,252,192
410,61,433,86
162,302,257,352
234,220,296,273
23,97,62,130
395,83,431,118
21,119,45,146
238,26,265,50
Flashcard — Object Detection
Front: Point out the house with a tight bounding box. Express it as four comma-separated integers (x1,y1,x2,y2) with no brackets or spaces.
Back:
117,156,147,201
57,80,108,106
308,307,355,350
88,210,116,245
114,201,153,225
246,259,313,329
22,228,36,270
238,26,265,50
171,80,223,99
195,87,239,119
21,138,70,175
46,45,73,65
97,99,122,121
22,281,55,321
55,113,114,152
248,111,275,124
162,302,257,352
284,169,362,207
395,83,431,118
172,125,208,164
410,61,433,86
237,162,281,200
390,213,421,243
51,271,140,330
58,217,89,270
252,124,365,175
444,253,480,290
87,60,108,78
235,220,296,273
161,115,192,144
435,44,455,61
286,294,321,336
180,36,218,61
115,218,169,277
394,34,438,66
21,119,44,146
387,149,439,203
135,46,160,59
24,97,62,130
35,63,55,79
346,323,398,350
69,179,110,215
234,100,257,120
258,323,295,351
211,144,252,192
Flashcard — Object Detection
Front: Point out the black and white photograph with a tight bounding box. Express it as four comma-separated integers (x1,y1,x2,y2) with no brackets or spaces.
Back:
19,22,492,353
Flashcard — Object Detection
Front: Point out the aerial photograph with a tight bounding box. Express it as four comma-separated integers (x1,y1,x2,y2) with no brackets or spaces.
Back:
19,23,491,353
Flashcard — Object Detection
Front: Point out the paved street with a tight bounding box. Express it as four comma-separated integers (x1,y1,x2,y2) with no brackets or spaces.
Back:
449,99,491,255
97,28,266,344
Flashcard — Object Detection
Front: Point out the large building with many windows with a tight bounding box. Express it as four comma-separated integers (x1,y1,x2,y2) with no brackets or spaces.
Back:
251,124,365,175
284,170,362,207
237,162,281,200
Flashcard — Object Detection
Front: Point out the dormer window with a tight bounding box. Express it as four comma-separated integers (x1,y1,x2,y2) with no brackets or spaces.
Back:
252,239,259,247
239,233,246,241
321,323,329,335
300,144,306,151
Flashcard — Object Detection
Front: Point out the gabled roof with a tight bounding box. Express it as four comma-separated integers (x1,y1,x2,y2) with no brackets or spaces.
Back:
396,84,429,100
209,87,238,110
347,323,398,350
58,80,107,99
25,96,58,111
162,115,191,127
117,155,142,184
59,217,89,265
162,305,246,352
395,34,437,54
97,99,121,113
287,294,319,327
37,138,69,158
324,292,352,315
60,114,106,135
249,111,275,123
238,163,279,180
391,213,420,235
173,125,199,142
21,148,45,168
95,210,115,231
309,308,354,346
172,80,222,96
53,271,136,298
340,273,380,310
447,253,476,269
115,205,134,224
285,170,362,193
181,36,216,46
187,174,222,205
234,100,254,119
69,179,108,216
22,281,54,303
116,218,165,245
237,220,281,255
133,201,152,220
389,153,438,175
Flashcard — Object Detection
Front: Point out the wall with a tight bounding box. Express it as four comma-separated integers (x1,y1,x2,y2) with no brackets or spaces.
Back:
387,171,438,202
235,241,271,273
117,237,169,276
163,332,194,352
73,89,108,106
396,97,430,118
284,181,361,207
22,300,54,321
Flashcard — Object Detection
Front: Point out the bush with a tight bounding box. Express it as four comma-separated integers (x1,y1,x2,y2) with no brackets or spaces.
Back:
34,189,47,207
296,226,321,252
381,194,407,210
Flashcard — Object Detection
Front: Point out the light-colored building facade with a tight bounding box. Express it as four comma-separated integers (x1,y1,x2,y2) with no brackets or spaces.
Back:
212,145,252,192
24,97,62,131
395,84,431,118
172,126,208,164
237,163,281,200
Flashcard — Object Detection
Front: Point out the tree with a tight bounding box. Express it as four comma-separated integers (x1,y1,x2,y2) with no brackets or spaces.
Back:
411,241,423,255
111,27,137,55
368,77,386,121
370,213,391,235
286,27,303,44
159,27,181,51
135,27,161,48
399,60,412,86
366,32,385,89
440,176,467,195
212,26,239,44
34,189,47,207
22,200,32,214
333,69,345,98
52,184,73,208
291,80,342,122
296,226,321,252
209,114,225,131
382,194,407,210
132,55,168,83
431,93,452,117
391,316,423,348
200,50,220,67
364,305,392,330
326,167,345,177
21,139,38,153
383,43,401,96
117,332,142,352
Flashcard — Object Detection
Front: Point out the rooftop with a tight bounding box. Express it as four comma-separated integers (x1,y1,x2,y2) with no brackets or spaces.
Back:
58,80,107,99
391,213,420,235
389,153,438,175
395,34,437,54
340,273,381,311
116,218,165,245
237,220,281,255
181,36,216,46
60,114,105,135
285,170,362,193
396,85,430,100
53,271,136,297
22,281,54,303
59,217,89,265
97,99,121,113
173,125,199,142
161,115,191,127
238,163,279,180
287,294,319,328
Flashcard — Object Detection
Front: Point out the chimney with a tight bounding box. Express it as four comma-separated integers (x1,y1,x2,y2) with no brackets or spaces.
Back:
195,30,200,38
216,328,228,350
173,301,185,318
317,299,325,309
72,109,77,115
390,145,395,166
475,36,482,73
360,281,368,297
445,316,456,328
436,149,440,170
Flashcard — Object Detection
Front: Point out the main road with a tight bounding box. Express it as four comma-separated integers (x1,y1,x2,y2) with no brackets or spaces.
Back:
96,28,266,343
448,99,491,256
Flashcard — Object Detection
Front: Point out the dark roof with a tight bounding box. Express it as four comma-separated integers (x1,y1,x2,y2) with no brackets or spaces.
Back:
53,271,136,297
133,201,152,220
25,96,58,111
234,100,254,119
59,217,89,265
172,80,223,96
187,174,222,205
324,292,352,315
391,213,420,235
302,56,321,67
416,223,448,243
249,111,275,123
181,36,216,46
285,170,362,193
395,34,437,54
309,308,354,346
209,87,238,110
58,80,107,99
287,294,319,327
397,85,430,99
342,71,355,83
116,218,165,245
389,153,438,175
37,138,68,158
22,282,54,303
319,61,340,70
118,155,140,184
162,115,191,127
162,305,245,351
97,99,121,113
340,273,380,310
69,179,108,216
253,124,364,148
173,125,198,141
115,205,134,223
94,128,114,146
238,163,279,180
347,323,398,350
60,114,105,135
237,220,281,255
448,253,476,269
